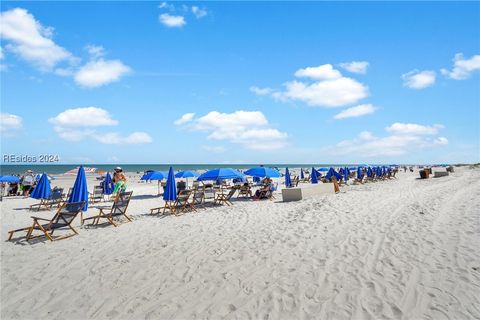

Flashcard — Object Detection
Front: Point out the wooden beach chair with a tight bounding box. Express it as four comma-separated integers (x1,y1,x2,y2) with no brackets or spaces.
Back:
89,185,104,203
215,187,237,206
331,177,341,193
191,189,205,209
237,183,252,198
8,201,85,241
29,188,65,211
82,191,133,227
150,190,195,216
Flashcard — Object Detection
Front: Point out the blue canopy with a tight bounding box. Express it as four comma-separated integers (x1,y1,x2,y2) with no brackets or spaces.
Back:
141,171,168,181
326,167,342,181
343,167,350,182
30,173,51,200
103,172,114,195
317,167,329,172
311,167,318,184
0,175,20,183
357,167,363,180
197,168,245,181
367,167,373,177
244,166,281,178
253,176,261,183
68,166,89,211
163,166,177,201
175,171,199,178
35,174,55,181
285,167,292,188
300,168,304,180
349,167,357,171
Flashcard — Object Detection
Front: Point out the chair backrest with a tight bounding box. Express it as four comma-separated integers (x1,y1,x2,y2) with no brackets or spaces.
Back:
225,187,237,199
204,187,215,199
93,185,103,195
176,190,191,204
66,187,73,199
193,190,204,203
111,191,133,216
50,188,64,200
53,201,85,226
177,181,186,194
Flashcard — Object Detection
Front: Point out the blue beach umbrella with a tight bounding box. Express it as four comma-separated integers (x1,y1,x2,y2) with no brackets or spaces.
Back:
197,168,245,181
285,168,292,188
318,167,329,172
141,171,167,181
0,175,20,183
253,176,261,183
103,172,114,195
357,167,363,180
35,174,55,181
244,166,281,178
163,166,177,201
30,173,51,200
68,166,89,212
300,168,305,180
344,167,350,182
367,167,373,177
175,171,199,178
326,167,342,181
311,167,318,184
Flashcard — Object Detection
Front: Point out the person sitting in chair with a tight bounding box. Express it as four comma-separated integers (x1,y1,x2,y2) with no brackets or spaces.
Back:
113,167,127,194
252,183,273,200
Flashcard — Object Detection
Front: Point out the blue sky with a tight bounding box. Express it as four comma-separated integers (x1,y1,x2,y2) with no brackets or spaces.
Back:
1,2,479,164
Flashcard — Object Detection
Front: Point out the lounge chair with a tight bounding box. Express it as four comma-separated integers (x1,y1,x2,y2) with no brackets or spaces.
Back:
89,185,104,203
29,188,65,211
8,201,85,241
215,187,237,206
82,191,133,227
150,190,195,216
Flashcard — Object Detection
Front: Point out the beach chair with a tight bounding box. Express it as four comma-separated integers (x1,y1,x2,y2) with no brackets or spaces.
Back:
82,191,133,227
150,190,195,216
331,177,341,193
89,185,104,203
237,183,252,198
177,181,187,194
29,188,65,211
215,187,237,206
191,189,205,209
203,187,216,206
8,201,85,241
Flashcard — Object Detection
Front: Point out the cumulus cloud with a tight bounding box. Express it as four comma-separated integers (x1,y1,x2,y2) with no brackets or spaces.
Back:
441,53,480,80
0,8,73,70
74,59,131,88
85,44,105,59
334,104,377,120
0,112,23,136
49,107,118,127
324,122,448,157
294,64,342,80
250,86,274,95
191,6,207,18
49,107,152,144
402,70,436,89
158,2,175,10
174,113,195,125
176,110,288,151
159,13,186,27
385,123,443,135
339,61,369,74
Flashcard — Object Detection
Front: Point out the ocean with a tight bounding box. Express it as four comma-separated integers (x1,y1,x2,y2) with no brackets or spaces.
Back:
0,164,356,175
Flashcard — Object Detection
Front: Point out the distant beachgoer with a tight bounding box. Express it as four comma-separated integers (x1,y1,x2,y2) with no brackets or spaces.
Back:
20,170,35,197
113,167,127,193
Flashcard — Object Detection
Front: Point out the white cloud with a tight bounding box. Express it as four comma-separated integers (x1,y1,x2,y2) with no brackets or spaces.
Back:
441,53,480,80
334,104,376,120
402,70,436,89
0,8,72,70
191,6,207,18
159,13,186,27
294,64,342,80
202,145,226,153
85,44,105,59
50,107,151,144
177,110,288,151
250,86,274,95
339,61,369,74
385,123,443,135
434,137,449,145
0,46,4,59
158,2,175,10
94,132,152,144
325,123,447,157
174,113,195,125
49,107,118,127
0,112,23,136
74,59,131,88
274,77,369,108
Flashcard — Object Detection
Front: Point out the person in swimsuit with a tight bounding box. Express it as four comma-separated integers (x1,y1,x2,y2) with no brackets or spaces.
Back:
113,167,127,194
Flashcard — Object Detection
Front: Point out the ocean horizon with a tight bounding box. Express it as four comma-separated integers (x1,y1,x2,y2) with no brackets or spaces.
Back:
0,163,389,175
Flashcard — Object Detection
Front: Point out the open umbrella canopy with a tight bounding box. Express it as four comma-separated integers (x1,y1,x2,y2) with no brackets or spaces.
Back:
311,167,318,184
163,166,177,201
30,173,51,200
197,168,245,181
285,168,292,188
244,166,281,178
68,166,89,211
317,167,329,172
175,171,199,178
0,175,20,183
141,171,168,181
103,172,114,195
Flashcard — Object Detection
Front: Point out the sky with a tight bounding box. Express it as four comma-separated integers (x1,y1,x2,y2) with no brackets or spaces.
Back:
1,1,479,165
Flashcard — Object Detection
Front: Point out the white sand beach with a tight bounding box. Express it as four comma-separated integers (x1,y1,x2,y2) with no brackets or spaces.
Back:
1,167,479,319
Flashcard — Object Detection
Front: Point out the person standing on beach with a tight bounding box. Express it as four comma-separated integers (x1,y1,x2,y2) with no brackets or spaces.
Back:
20,170,35,197
113,167,127,194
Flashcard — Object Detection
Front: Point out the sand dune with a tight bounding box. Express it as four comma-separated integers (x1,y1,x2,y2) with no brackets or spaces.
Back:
1,168,479,319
